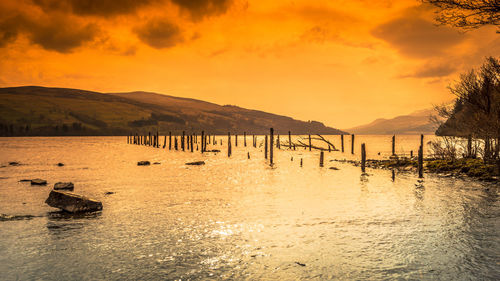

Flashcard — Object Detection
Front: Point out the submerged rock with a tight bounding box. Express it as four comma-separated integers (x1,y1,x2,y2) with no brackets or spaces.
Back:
19,179,31,182
185,161,205,166
57,163,64,167
54,182,74,191
329,167,339,170
0,214,36,221
9,162,20,166
31,179,47,185
104,191,115,195
45,190,102,213
137,161,150,166
153,162,161,165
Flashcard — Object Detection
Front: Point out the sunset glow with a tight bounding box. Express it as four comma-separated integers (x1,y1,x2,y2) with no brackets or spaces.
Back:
0,0,498,128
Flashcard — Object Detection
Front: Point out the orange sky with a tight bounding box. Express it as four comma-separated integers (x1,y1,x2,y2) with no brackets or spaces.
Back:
0,0,498,128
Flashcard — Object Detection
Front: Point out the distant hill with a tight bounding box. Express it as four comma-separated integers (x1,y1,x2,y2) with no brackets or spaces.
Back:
0,86,347,136
345,108,442,135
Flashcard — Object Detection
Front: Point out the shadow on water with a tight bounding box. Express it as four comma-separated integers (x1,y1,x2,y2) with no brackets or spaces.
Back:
46,211,102,235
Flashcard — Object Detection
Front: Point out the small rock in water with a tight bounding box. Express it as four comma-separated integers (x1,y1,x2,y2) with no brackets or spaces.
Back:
31,179,47,185
0,214,35,221
19,179,31,182
295,262,306,267
329,167,339,170
186,161,205,166
104,191,115,195
137,161,151,166
54,182,74,191
9,162,20,166
57,163,64,167
153,162,161,165
45,190,102,213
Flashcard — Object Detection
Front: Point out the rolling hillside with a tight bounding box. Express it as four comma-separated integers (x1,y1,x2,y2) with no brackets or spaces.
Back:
0,86,347,136
345,108,442,135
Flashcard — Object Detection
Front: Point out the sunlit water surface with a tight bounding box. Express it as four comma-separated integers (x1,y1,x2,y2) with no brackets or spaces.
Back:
0,136,499,280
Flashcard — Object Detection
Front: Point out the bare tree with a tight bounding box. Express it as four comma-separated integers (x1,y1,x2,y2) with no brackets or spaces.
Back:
423,0,500,31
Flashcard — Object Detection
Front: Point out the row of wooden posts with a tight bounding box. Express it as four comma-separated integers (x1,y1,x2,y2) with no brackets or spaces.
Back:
127,130,425,178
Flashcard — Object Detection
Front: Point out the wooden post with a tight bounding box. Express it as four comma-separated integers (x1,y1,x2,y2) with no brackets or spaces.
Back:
148,132,151,146
247,152,250,159
392,135,395,156
169,132,172,150
228,132,232,157
270,128,274,165
157,131,159,148
300,158,303,167
163,135,166,148
182,131,185,151
418,145,423,178
190,134,194,152
204,134,207,151
309,134,312,151
328,145,331,152
320,151,324,167
410,150,413,158
244,132,247,147
174,136,178,150
341,134,344,152
265,135,268,159
201,131,205,153
277,135,280,149
361,143,366,173
235,134,238,147
288,131,292,149
351,134,355,154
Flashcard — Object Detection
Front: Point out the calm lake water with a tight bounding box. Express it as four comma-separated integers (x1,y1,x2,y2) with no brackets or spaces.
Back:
0,136,499,280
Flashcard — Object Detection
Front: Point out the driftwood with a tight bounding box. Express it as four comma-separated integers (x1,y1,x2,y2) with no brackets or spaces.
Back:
284,134,340,151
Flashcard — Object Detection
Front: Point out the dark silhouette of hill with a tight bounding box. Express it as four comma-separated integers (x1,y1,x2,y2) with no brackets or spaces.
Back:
0,86,347,136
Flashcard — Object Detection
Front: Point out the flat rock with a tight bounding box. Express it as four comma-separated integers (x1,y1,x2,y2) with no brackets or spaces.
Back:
0,214,36,221
137,161,150,166
54,182,74,190
45,190,102,213
31,179,47,185
186,161,205,166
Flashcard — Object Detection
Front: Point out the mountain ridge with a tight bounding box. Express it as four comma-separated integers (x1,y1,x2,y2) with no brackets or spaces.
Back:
345,108,441,135
0,86,347,136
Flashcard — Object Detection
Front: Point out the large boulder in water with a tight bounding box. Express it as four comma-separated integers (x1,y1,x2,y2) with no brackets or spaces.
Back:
45,190,102,213
31,179,47,185
54,182,74,191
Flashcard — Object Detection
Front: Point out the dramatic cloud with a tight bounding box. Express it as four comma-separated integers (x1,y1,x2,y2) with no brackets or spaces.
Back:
399,60,457,78
32,0,159,17
171,0,233,19
134,19,183,49
0,12,100,52
0,15,25,47
372,16,466,58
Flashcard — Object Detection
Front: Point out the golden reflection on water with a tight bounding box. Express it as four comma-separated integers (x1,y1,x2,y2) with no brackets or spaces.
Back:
0,136,498,280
